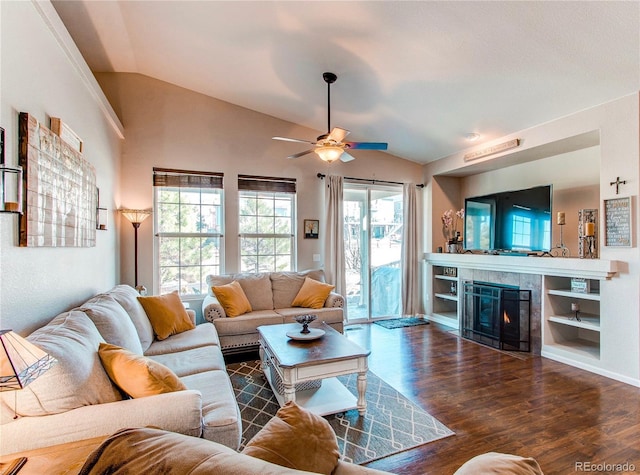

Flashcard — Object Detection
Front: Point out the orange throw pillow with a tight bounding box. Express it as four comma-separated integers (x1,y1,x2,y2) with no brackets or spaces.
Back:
212,280,253,317
137,291,195,340
242,402,340,475
291,277,334,309
98,343,186,398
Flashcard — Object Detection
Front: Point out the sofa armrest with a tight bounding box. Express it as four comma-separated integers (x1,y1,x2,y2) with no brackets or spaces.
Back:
0,390,203,454
186,308,196,325
202,294,227,321
325,291,345,308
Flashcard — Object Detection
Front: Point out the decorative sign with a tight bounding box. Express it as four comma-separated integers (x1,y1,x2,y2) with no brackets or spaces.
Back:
18,113,96,247
443,267,457,277
604,197,632,247
570,278,590,294
464,139,520,161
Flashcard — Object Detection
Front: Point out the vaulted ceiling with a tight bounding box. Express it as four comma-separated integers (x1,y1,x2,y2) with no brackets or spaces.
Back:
53,1,640,164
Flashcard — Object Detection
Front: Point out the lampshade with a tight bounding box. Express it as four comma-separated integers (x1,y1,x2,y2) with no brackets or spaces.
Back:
119,209,152,225
0,330,56,391
315,145,344,163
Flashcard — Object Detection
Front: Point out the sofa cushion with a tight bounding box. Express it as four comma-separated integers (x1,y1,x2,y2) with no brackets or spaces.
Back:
277,307,344,327
291,277,335,309
1,311,122,417
208,273,274,311
144,322,220,356
242,401,340,475
271,270,325,309
453,452,544,475
138,291,195,340
181,370,243,450
212,310,283,337
212,281,253,317
107,285,155,352
77,294,144,355
148,345,226,376
98,343,186,398
79,427,310,475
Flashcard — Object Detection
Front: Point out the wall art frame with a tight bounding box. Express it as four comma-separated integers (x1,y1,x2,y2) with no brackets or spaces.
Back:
18,112,96,247
304,219,319,239
604,196,632,247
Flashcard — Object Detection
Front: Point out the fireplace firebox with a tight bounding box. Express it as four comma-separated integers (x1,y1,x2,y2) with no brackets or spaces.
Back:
462,281,531,352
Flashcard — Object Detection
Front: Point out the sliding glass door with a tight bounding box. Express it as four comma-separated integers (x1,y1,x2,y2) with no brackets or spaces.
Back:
343,183,403,322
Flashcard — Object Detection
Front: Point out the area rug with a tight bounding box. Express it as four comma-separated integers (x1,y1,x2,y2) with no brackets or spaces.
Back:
226,360,454,465
373,317,430,329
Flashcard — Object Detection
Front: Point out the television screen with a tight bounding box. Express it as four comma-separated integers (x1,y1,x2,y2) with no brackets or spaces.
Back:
464,185,552,252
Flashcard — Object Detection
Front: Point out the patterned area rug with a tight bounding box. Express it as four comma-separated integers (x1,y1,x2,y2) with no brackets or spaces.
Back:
373,317,430,329
227,360,454,465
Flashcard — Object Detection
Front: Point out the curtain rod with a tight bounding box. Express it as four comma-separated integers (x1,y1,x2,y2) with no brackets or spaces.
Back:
316,173,424,188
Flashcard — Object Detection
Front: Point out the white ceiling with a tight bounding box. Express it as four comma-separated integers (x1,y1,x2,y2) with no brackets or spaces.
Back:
52,1,640,164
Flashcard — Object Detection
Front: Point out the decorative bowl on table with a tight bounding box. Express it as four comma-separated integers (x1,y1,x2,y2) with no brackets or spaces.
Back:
294,314,317,334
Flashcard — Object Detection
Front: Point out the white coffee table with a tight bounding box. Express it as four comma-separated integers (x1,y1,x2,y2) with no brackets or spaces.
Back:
258,322,370,416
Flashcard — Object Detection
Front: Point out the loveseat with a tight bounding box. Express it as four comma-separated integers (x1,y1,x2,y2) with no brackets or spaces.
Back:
0,285,241,455
202,270,344,353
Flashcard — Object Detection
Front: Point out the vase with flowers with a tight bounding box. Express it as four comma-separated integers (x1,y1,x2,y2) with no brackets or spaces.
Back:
442,208,464,252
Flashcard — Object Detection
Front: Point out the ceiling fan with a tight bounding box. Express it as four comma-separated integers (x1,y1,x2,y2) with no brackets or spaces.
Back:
272,72,388,163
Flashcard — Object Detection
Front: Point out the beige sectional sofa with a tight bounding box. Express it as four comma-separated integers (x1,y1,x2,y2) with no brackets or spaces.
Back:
202,270,345,353
0,285,241,455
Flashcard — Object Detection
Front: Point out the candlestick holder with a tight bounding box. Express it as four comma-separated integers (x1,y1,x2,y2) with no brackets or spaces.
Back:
553,223,570,257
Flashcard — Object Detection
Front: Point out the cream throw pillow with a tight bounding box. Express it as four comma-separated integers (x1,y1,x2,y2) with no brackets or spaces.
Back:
137,291,195,340
242,401,340,475
212,280,253,317
453,452,544,475
98,343,186,398
291,277,334,309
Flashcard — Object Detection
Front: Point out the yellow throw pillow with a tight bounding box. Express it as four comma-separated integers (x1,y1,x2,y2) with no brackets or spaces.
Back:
242,401,340,475
291,277,334,309
98,343,186,398
137,291,195,340
212,280,252,317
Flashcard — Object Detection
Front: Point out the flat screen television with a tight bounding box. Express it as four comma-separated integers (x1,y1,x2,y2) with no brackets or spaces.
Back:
464,185,553,253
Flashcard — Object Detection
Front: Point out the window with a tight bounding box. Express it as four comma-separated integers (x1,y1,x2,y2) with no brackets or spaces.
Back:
154,168,223,295
238,175,296,273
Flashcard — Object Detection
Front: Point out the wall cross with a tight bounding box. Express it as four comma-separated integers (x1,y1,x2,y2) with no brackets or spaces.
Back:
609,176,627,195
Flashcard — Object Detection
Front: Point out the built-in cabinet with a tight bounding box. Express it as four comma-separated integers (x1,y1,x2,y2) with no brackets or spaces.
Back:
430,265,459,328
544,276,600,361
424,253,638,386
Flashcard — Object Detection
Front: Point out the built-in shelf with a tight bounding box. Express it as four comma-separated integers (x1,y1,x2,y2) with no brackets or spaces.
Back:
435,275,458,282
549,314,600,332
547,289,600,301
435,292,458,302
425,253,619,280
543,339,600,361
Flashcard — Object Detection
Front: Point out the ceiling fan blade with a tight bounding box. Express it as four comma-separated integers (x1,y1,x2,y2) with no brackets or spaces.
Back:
273,136,317,145
326,127,350,143
287,149,314,159
345,142,388,150
340,151,356,163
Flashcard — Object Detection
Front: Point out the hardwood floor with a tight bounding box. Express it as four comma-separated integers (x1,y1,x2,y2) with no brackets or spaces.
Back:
340,321,640,475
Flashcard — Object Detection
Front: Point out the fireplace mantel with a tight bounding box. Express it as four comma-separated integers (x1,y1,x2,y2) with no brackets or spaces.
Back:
424,253,619,280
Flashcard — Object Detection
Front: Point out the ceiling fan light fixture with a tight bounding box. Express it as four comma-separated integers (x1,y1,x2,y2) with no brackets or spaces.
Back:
315,145,344,163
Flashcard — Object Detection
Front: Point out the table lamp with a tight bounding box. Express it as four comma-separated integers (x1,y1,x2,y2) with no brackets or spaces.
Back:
0,329,57,473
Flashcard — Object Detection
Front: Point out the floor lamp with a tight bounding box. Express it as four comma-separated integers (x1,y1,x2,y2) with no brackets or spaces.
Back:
120,209,152,291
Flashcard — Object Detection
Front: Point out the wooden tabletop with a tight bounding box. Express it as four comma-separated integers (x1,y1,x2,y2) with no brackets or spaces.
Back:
258,322,370,368
0,436,105,475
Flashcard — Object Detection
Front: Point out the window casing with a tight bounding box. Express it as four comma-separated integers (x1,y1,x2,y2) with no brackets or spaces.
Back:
238,175,296,273
154,168,224,296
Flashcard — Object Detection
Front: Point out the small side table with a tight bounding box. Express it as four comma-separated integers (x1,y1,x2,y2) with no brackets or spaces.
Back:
0,437,105,475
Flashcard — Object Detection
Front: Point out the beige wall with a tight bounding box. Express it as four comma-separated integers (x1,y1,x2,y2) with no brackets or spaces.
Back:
0,2,123,334
95,73,423,306
423,93,640,382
